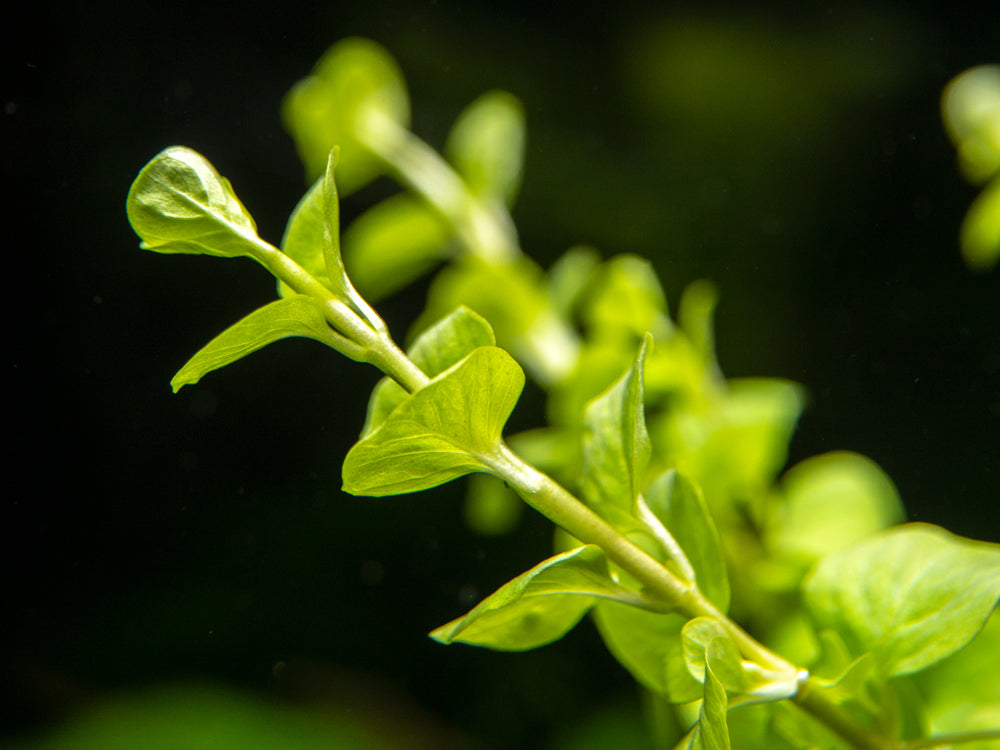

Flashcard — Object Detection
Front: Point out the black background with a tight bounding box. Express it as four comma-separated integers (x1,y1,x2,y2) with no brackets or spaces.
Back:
5,2,999,748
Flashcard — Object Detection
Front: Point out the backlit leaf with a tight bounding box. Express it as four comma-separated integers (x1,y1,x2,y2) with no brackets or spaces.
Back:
343,346,523,496
803,523,1000,676
644,470,729,611
582,335,652,512
360,306,495,437
127,147,259,259
170,296,343,392
430,545,633,651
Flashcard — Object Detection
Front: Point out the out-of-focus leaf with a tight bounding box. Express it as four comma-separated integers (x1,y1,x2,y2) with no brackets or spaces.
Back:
445,90,526,205
960,178,1000,271
343,194,453,300
463,473,523,536
942,65,1000,184
282,38,409,192
10,683,395,750
768,451,904,566
803,523,1000,676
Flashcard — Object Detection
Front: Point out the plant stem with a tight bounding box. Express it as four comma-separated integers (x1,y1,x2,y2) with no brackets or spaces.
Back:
357,110,520,265
488,442,894,750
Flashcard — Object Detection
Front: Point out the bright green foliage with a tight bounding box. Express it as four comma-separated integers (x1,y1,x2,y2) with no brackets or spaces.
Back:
644,471,729,610
677,666,730,750
767,451,904,568
582,335,652,513
127,146,260,259
170,296,343,392
342,346,523,496
444,90,526,206
804,523,1000,676
282,37,409,192
130,39,1000,750
360,305,495,437
343,194,452,300
430,545,641,650
942,65,1000,270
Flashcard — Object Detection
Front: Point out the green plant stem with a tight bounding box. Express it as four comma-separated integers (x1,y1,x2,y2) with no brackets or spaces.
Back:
253,241,891,750
357,109,520,265
487,442,896,750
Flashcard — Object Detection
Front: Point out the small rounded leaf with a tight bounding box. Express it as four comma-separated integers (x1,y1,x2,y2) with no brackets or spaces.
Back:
282,38,410,192
127,146,259,258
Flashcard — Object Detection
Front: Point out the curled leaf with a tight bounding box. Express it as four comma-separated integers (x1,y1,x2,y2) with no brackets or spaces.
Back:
127,147,260,258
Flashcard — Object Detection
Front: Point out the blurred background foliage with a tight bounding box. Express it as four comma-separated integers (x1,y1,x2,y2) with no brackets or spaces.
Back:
5,1,998,748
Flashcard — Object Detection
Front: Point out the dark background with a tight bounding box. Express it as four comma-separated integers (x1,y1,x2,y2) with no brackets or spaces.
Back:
5,2,999,748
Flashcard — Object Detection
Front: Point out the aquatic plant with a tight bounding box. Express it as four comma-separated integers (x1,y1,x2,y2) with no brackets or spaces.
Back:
128,39,1000,749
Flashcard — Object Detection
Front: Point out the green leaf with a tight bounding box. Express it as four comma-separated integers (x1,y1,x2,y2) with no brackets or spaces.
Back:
679,665,730,750
281,37,410,191
644,470,730,611
917,611,1000,737
803,523,1000,676
681,617,799,703
430,545,635,651
593,604,700,702
127,146,259,258
960,177,1000,271
581,255,673,341
655,377,805,503
463,473,523,537
582,335,652,512
444,90,526,205
343,194,452,300
170,296,343,392
360,306,496,437
768,452,904,566
279,175,332,297
941,65,1000,184
417,256,577,385
342,346,523,496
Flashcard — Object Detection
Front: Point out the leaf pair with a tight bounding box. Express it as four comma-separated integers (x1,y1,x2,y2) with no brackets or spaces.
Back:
128,145,389,391
341,307,521,496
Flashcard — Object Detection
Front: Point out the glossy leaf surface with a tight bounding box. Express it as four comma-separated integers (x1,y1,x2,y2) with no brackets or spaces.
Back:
803,523,1000,676
127,146,259,258
343,346,523,496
